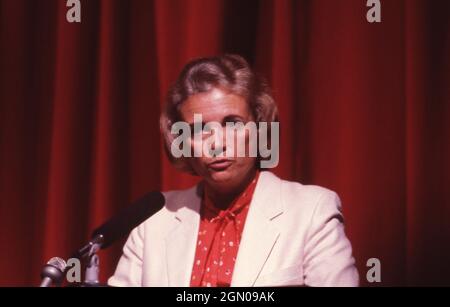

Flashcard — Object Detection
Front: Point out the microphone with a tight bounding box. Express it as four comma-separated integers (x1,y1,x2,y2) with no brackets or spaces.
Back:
40,257,67,287
75,191,165,258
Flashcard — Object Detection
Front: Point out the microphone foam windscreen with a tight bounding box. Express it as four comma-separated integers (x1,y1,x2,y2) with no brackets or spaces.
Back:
92,191,165,248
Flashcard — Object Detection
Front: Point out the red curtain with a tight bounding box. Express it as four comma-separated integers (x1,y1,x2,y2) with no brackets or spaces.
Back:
0,0,449,286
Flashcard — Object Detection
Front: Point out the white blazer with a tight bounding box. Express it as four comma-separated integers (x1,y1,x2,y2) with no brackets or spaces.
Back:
108,171,359,287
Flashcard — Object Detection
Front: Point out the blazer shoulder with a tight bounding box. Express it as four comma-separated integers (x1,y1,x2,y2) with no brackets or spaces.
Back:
278,177,342,216
137,184,201,231
283,179,338,200
162,184,200,212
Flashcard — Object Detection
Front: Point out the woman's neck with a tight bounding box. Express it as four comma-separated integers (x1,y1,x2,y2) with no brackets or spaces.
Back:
204,168,258,210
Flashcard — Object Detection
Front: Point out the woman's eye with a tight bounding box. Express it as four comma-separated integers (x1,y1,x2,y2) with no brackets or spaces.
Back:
191,127,212,138
191,123,205,136
192,128,202,135
225,120,244,126
230,121,246,130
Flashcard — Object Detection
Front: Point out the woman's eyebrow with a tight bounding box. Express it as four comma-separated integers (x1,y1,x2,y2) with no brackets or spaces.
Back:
188,122,204,131
186,115,246,130
222,115,245,123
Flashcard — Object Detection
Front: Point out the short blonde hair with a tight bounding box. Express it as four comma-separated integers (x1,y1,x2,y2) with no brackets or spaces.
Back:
160,54,279,173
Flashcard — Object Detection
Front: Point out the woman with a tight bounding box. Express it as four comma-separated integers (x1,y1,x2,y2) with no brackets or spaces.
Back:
108,54,359,287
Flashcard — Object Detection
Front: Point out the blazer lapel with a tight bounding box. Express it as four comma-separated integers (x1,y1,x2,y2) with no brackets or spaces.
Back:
165,184,202,286
231,171,283,286
164,172,283,287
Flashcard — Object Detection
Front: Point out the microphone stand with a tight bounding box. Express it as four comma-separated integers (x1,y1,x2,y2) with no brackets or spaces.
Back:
84,247,100,285
78,234,103,286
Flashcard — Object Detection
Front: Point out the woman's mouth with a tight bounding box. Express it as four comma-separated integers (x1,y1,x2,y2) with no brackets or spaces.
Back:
208,159,234,171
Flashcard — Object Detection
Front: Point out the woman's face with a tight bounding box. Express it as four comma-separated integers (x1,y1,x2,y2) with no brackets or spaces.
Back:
179,87,257,193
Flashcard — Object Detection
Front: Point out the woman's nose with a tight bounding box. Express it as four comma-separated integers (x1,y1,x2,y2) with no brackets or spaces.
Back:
210,127,227,156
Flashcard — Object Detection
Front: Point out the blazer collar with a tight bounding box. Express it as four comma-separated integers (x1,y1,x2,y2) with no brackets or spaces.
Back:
165,171,284,286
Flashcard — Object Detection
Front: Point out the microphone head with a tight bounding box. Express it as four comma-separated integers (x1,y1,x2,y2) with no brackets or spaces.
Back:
41,257,67,285
47,257,67,270
91,191,165,248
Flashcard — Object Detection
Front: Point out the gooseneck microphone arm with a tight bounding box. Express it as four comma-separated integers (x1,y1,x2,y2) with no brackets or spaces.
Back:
72,191,165,260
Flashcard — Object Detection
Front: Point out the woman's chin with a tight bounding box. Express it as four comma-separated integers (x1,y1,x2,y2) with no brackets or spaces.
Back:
209,169,234,183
